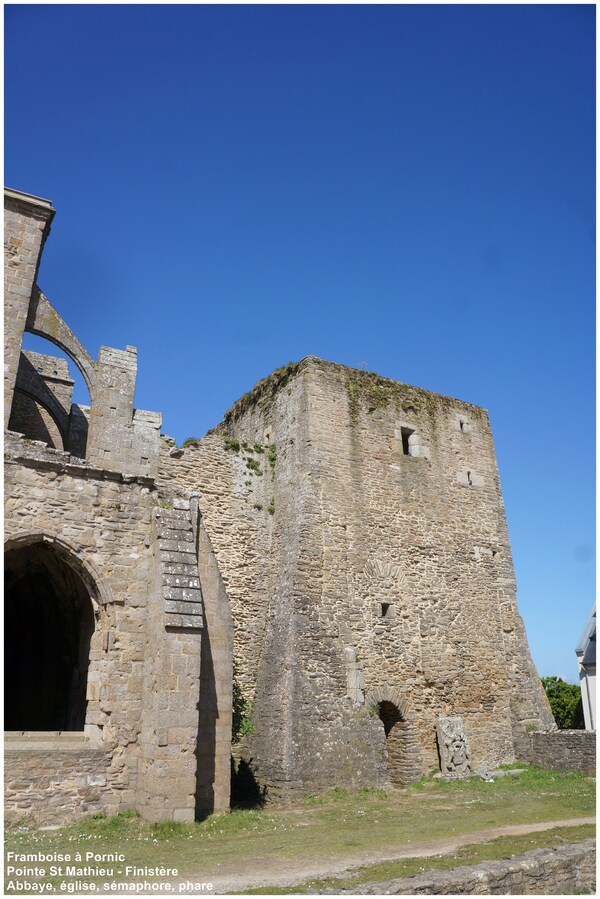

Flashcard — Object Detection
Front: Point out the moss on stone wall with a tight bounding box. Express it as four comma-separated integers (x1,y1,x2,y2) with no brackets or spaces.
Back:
223,362,302,424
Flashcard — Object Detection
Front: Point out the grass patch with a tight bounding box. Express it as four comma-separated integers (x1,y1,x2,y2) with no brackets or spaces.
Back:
241,824,596,894
5,768,594,895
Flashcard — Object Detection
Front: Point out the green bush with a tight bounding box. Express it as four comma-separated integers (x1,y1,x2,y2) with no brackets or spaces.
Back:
541,676,584,729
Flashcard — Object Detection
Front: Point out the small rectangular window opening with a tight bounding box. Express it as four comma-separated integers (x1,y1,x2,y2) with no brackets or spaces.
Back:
401,427,414,456
459,419,465,432
379,602,393,619
467,470,473,485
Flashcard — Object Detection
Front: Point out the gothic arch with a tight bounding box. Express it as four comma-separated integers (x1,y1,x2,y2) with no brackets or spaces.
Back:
4,536,102,731
4,533,112,609
9,387,68,449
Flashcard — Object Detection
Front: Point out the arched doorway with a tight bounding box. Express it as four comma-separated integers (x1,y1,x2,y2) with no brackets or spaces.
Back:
5,541,95,731
367,689,423,786
377,700,422,785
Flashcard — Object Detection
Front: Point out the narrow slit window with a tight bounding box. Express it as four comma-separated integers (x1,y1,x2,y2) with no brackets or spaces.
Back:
379,602,394,619
401,427,414,456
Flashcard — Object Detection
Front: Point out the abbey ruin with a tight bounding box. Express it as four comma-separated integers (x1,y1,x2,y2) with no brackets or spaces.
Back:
4,188,556,825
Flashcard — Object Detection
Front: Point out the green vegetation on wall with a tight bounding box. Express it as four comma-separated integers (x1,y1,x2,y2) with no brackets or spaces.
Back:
232,669,255,742
223,362,301,423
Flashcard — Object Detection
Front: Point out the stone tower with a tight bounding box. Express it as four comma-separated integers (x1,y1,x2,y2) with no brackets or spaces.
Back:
158,359,555,799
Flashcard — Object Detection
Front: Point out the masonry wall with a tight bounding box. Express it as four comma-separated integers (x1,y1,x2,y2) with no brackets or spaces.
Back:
338,839,596,895
4,188,218,826
294,360,554,774
524,729,596,774
4,737,113,826
4,433,210,824
4,434,157,820
159,358,554,800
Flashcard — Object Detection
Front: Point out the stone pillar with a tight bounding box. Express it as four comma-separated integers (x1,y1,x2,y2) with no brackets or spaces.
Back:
4,188,55,427
86,346,137,470
86,346,161,478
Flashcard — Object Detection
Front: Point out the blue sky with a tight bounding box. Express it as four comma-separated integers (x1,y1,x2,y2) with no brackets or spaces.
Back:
5,4,595,683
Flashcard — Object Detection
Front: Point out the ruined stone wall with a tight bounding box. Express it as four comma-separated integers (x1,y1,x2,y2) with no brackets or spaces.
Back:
158,358,553,799
4,188,216,825
4,736,113,826
4,433,158,820
524,729,596,774
338,839,596,895
296,359,554,773
5,434,209,821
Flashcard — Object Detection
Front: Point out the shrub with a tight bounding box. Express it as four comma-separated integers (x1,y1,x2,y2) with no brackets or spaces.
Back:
541,676,584,729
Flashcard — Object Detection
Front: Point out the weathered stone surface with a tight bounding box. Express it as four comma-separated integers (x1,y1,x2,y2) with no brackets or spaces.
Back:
157,357,555,800
436,716,471,777
330,839,596,895
523,729,596,774
4,741,113,826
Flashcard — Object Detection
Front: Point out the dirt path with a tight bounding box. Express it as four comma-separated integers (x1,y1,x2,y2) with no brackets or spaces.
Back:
198,817,595,893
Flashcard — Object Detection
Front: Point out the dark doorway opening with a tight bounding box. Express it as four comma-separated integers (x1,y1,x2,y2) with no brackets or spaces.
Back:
5,542,94,731
377,700,422,785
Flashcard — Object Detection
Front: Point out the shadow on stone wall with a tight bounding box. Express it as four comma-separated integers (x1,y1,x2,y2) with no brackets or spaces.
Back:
230,757,267,808
195,625,218,817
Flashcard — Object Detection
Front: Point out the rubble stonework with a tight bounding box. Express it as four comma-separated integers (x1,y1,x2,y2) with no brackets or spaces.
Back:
4,188,556,824
157,358,556,798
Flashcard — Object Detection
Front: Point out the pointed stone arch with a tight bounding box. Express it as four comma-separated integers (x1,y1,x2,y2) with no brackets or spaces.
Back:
4,535,103,731
4,532,113,608
366,686,423,785
25,288,96,401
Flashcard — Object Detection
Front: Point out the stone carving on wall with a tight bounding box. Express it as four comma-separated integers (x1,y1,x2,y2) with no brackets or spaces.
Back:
436,716,471,778
363,558,406,586
344,646,365,706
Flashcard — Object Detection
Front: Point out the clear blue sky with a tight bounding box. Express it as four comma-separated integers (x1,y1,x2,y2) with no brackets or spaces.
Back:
6,4,595,684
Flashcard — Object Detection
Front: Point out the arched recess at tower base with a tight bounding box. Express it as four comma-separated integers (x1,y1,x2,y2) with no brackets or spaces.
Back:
367,688,423,786
5,541,95,731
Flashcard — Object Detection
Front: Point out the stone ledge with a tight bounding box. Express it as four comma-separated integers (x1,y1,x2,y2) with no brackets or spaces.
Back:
5,435,155,487
5,731,88,741
4,732,112,753
5,187,55,215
